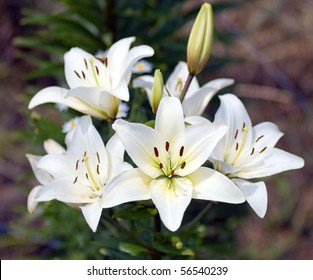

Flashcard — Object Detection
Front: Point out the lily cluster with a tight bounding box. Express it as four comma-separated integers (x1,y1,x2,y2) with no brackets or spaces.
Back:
27,4,304,233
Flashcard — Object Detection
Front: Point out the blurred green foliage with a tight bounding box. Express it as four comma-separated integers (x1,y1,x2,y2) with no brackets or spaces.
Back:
11,0,247,259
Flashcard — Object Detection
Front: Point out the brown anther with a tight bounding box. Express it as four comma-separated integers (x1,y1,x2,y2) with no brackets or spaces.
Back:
97,165,100,174
96,152,100,163
256,135,264,143
165,141,170,152
104,57,108,67
242,122,246,131
170,170,175,177
234,129,238,139
235,142,239,151
250,148,255,155
259,147,267,153
181,162,186,169
154,147,159,157
81,71,86,79
73,176,78,184
75,160,79,170
179,146,184,157
74,70,81,79
95,65,99,75
159,163,163,169
86,173,89,180
84,58,88,69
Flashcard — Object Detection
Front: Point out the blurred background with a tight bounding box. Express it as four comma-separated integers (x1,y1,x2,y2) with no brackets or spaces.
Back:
0,0,312,259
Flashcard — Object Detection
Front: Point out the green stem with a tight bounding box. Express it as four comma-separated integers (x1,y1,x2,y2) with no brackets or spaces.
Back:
178,202,214,232
102,215,155,252
179,73,195,102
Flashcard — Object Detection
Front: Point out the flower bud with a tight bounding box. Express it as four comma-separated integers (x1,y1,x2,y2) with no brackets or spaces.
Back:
151,69,164,113
187,3,214,75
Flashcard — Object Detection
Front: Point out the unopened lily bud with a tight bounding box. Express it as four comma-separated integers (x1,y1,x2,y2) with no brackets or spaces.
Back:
151,69,164,113
187,3,214,75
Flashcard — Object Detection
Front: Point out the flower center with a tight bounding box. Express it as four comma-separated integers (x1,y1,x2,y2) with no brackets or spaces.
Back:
153,141,186,178
72,151,102,191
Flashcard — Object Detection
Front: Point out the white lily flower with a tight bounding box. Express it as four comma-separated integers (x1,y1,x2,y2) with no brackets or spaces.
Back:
29,37,154,119
189,94,305,218
32,116,132,232
102,96,245,232
133,61,233,117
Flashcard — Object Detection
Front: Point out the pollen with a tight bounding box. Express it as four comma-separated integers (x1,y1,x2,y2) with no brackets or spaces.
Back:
181,162,186,169
165,141,170,152
179,146,184,157
154,147,159,157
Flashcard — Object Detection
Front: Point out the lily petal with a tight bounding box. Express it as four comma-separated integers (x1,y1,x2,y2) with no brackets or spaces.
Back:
26,154,53,185
150,177,193,232
237,148,305,179
36,177,96,204
155,96,185,142
80,198,103,232
190,167,245,203
27,185,43,213
43,139,66,155
252,122,284,149
175,123,228,176
113,119,165,178
133,75,154,105
101,168,151,208
233,179,267,218
37,154,70,178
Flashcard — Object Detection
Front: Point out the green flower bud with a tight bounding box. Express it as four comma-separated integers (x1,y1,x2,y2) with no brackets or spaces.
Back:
187,3,214,75
151,69,164,113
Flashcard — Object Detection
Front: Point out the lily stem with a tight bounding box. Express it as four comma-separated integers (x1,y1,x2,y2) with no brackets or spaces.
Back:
102,215,155,253
179,73,195,103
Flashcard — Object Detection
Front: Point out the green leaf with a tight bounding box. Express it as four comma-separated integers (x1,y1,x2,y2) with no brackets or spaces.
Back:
118,242,149,256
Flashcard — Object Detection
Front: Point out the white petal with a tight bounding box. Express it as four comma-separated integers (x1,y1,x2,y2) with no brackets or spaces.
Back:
110,80,129,101
214,94,253,161
37,154,70,179
44,139,66,154
113,119,165,178
237,148,305,179
26,154,52,185
185,116,210,125
107,37,136,84
80,198,103,232
101,168,151,208
121,45,154,85
190,167,245,203
64,47,100,88
175,123,227,176
166,61,199,97
106,133,133,181
183,79,234,117
150,177,193,232
27,185,43,213
155,96,185,142
252,122,284,148
36,177,96,203
233,179,268,218
28,86,100,117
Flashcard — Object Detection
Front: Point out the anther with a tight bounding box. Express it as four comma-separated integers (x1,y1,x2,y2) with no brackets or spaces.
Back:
75,160,79,170
165,141,170,152
259,147,267,153
84,58,88,69
95,65,99,75
179,146,184,157
74,71,81,79
250,148,255,155
181,162,186,169
159,163,163,169
86,173,89,180
96,165,100,174
242,122,246,131
154,147,159,157
96,152,100,163
256,135,264,143
170,170,175,177
73,176,78,184
81,71,86,79
104,57,108,67
235,142,239,151
234,129,238,139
